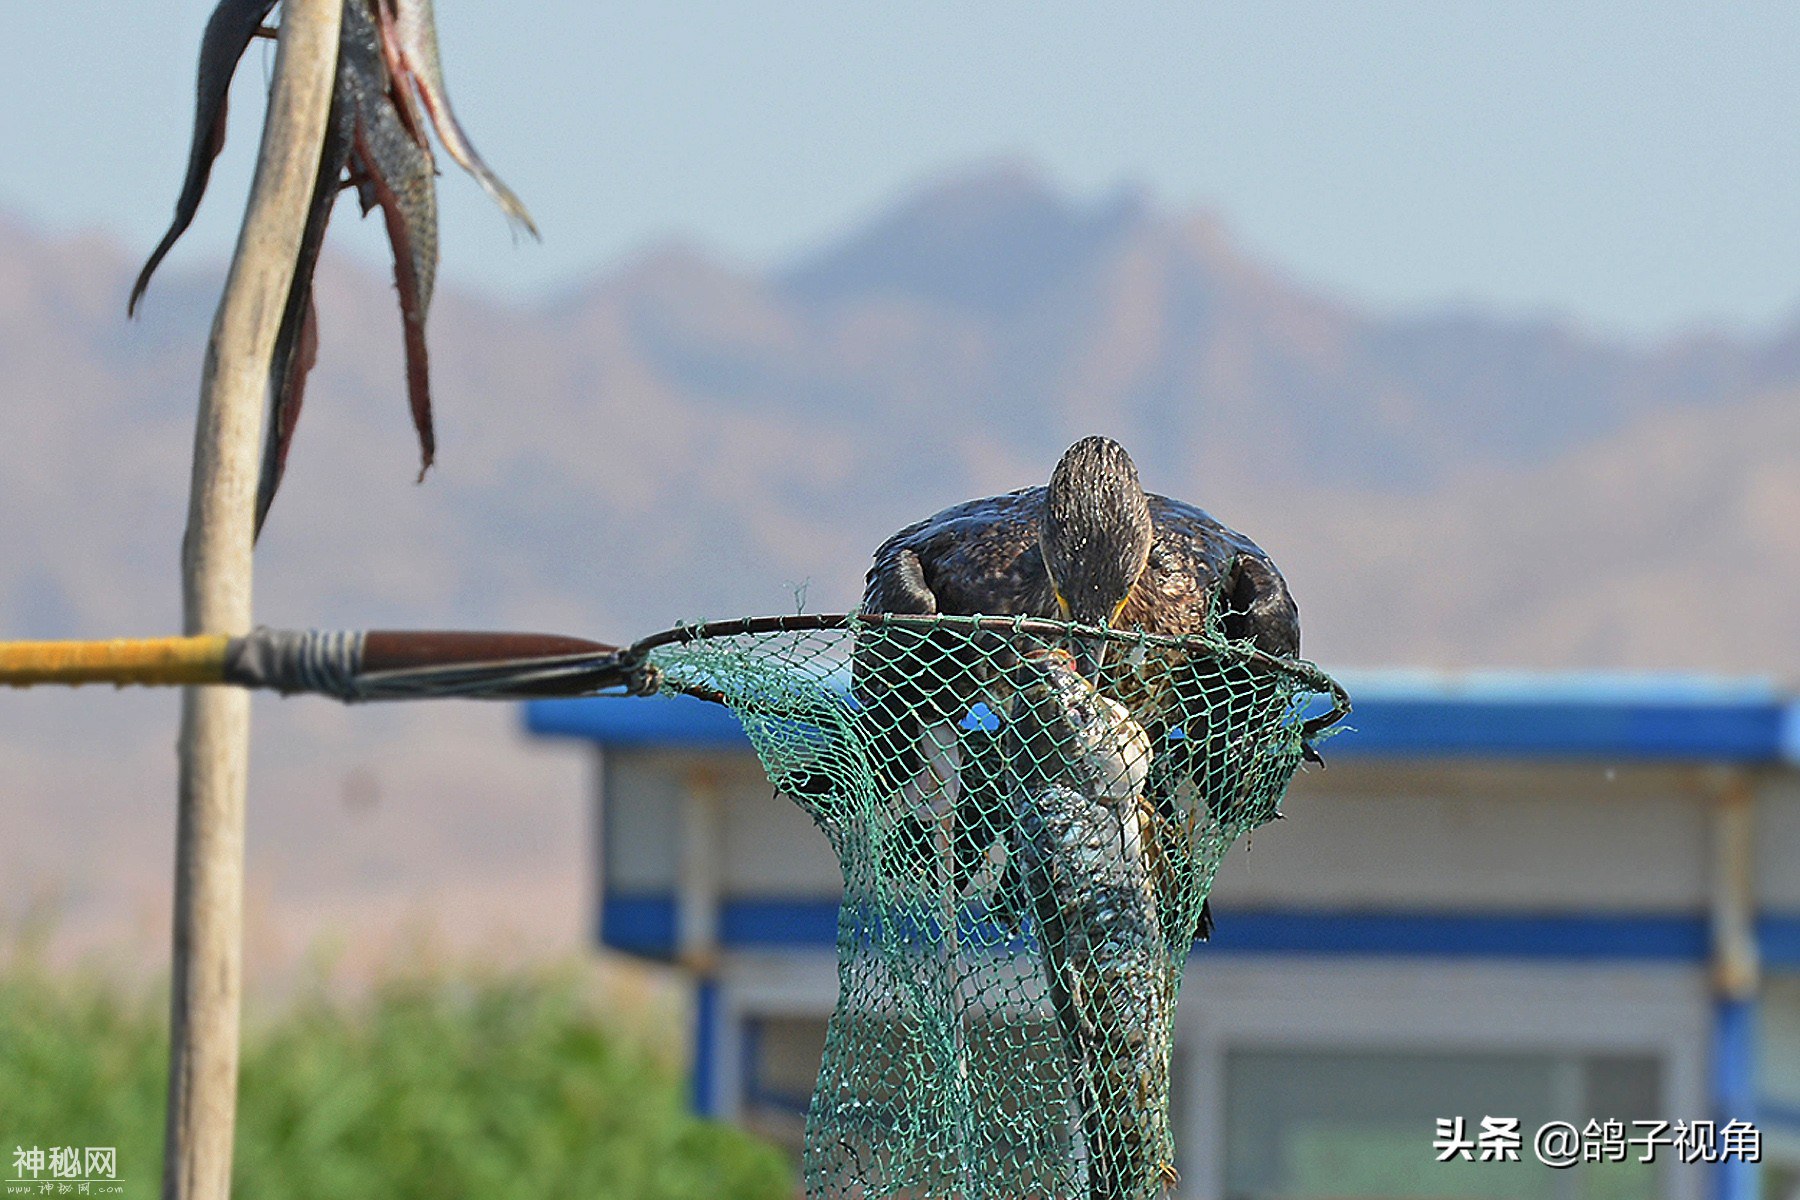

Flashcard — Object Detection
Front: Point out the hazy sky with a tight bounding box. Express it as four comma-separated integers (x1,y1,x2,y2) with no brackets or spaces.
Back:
2,1,1795,337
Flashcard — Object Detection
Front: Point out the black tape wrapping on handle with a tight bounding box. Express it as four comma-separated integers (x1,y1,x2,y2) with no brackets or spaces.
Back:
224,627,367,699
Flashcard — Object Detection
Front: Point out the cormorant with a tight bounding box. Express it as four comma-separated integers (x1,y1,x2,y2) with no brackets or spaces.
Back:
854,435,1301,942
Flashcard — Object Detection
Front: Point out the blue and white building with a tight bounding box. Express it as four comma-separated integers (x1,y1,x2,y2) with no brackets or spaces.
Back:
525,671,1800,1200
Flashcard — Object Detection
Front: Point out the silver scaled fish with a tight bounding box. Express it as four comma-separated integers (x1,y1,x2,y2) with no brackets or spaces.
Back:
378,0,538,236
1005,648,1178,1200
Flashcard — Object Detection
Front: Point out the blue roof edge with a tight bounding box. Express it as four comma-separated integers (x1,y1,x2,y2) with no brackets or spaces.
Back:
524,672,1800,766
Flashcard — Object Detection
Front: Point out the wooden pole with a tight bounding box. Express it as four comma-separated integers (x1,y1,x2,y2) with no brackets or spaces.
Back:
164,5,341,1199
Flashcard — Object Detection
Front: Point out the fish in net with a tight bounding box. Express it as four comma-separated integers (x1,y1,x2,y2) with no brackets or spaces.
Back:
639,612,1348,1200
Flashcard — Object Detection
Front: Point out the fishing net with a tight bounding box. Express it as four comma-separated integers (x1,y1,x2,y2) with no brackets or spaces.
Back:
635,612,1348,1200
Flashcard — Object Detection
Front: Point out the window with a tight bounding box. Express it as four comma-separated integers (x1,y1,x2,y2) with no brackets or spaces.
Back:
1224,1047,1661,1200
742,1014,827,1154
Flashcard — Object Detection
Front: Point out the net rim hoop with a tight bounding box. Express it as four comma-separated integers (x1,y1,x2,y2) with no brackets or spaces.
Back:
625,611,1351,739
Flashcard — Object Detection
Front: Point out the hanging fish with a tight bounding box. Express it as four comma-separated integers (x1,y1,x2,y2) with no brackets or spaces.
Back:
1004,648,1178,1200
130,0,537,534
378,0,538,235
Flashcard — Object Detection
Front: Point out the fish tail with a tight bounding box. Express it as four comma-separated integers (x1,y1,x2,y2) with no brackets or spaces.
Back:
395,0,539,237
131,0,281,314
256,91,348,535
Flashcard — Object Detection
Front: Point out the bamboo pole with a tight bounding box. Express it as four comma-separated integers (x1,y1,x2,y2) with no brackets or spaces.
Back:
164,5,342,1199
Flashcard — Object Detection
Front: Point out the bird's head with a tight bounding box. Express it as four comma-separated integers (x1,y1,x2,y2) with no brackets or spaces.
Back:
1040,436,1154,674
1041,437,1154,623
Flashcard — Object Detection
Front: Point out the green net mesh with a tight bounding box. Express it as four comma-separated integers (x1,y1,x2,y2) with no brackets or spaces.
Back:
640,613,1346,1200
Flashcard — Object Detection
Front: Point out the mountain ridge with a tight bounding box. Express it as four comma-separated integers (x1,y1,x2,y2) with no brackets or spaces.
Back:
3,163,1794,963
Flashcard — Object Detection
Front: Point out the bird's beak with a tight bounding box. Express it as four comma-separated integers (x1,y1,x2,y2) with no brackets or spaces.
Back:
1071,637,1107,680
1067,593,1129,679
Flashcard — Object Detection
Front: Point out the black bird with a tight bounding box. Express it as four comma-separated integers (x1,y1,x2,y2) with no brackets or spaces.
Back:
854,435,1301,943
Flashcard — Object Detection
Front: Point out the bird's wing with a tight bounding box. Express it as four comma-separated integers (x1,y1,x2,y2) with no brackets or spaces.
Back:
1141,494,1300,655
129,0,280,315
857,489,1044,881
864,548,938,616
1222,552,1300,658
864,490,1032,612
867,490,1050,619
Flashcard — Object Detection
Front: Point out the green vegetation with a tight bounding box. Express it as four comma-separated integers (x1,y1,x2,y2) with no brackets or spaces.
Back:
0,951,793,1199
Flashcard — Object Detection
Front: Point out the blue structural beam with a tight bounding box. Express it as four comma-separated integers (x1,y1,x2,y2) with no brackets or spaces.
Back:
603,896,1800,967
599,894,1800,963
690,977,722,1118
526,671,1800,765
1712,995,1759,1200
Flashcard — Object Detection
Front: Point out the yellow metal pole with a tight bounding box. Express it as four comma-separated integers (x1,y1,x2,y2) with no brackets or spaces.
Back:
0,636,229,688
